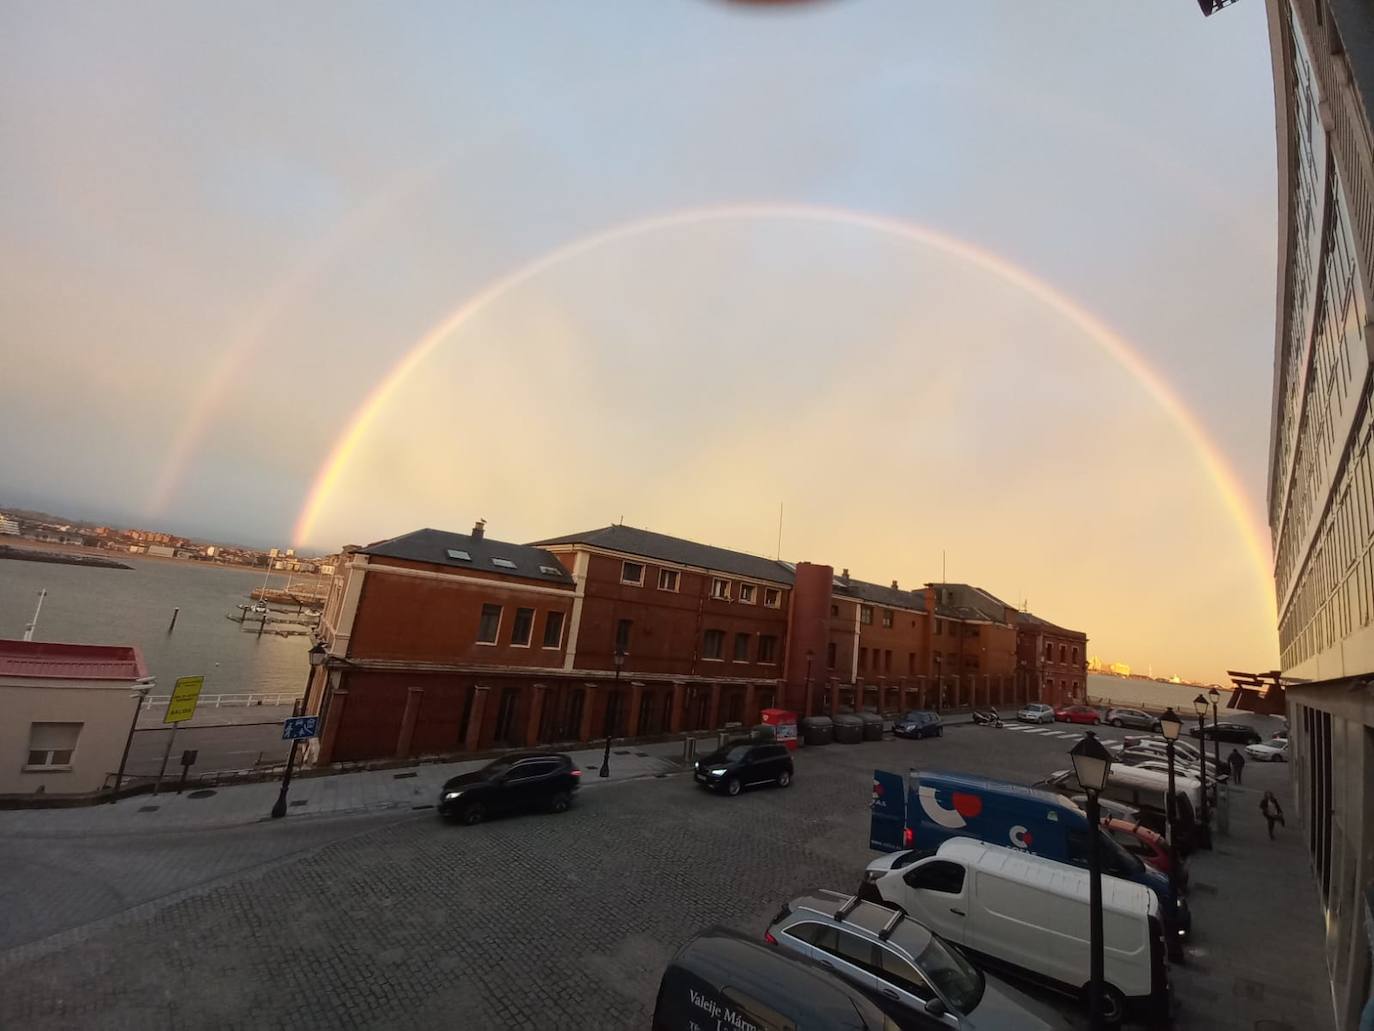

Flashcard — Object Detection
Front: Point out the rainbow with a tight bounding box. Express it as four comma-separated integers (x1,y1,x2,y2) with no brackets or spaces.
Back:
289,202,1275,605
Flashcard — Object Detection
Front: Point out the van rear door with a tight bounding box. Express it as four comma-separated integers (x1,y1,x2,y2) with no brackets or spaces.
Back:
869,769,907,851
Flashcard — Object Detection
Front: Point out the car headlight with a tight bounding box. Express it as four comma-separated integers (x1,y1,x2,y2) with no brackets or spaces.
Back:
442,790,462,800
863,870,883,883
709,768,727,776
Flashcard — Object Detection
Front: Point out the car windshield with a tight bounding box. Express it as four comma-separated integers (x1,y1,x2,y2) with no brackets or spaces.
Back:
723,745,751,762
902,711,926,722
914,934,984,1014
480,758,514,778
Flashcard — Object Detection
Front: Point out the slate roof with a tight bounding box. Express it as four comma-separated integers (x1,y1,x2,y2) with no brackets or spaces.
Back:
0,640,148,681
926,583,1017,624
832,577,928,612
531,524,794,585
1016,610,1085,637
363,528,573,584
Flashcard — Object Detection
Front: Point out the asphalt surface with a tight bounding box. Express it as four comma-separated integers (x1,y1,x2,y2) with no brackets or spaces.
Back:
0,714,1317,1031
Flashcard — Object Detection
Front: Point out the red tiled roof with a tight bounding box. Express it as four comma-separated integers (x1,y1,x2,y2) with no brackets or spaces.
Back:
0,639,148,681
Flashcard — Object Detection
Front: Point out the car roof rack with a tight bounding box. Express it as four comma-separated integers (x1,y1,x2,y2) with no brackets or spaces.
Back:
877,907,905,941
832,894,862,922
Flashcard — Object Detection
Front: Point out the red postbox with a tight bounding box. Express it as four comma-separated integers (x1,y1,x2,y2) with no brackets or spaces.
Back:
760,708,799,750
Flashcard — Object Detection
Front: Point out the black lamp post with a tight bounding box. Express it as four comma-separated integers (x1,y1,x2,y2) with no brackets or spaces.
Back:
1193,693,1212,848
271,641,327,819
600,650,625,778
1158,707,1184,898
1070,731,1114,1031
1208,686,1222,791
111,678,155,799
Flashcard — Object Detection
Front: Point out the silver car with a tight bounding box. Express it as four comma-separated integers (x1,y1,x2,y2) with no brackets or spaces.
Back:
767,890,1069,1029
1104,708,1161,731
1017,703,1056,724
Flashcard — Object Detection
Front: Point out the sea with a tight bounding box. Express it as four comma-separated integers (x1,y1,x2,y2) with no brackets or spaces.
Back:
1084,672,1234,713
0,553,318,697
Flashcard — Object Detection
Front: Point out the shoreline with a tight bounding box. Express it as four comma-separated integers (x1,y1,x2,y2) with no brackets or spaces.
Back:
0,544,132,570
0,537,326,583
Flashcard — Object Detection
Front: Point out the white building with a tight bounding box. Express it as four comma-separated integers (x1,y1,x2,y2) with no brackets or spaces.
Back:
0,513,18,536
0,639,149,796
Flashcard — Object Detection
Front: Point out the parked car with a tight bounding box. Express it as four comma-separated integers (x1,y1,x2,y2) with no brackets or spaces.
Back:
1017,703,1056,724
1246,739,1289,763
1271,727,1289,741
895,710,945,739
862,838,1170,1026
1114,738,1226,777
437,752,580,824
1053,705,1101,725
768,890,1070,1028
694,741,792,796
1039,765,1203,860
1072,794,1143,826
1104,708,1161,732
1114,749,1224,785
1102,818,1187,888
1187,721,1262,744
652,927,907,1031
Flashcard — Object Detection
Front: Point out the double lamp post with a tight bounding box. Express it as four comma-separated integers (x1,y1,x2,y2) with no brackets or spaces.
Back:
1068,731,1114,1031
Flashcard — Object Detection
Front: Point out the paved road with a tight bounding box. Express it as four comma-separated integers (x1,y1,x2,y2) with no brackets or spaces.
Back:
0,722,1326,1030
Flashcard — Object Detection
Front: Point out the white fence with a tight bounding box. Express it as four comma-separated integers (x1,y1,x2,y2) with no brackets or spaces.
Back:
139,691,301,710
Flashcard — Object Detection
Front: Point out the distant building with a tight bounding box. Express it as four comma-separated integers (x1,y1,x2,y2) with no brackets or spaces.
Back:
269,548,279,558
204,545,217,558
0,514,18,536
0,639,149,797
146,545,175,559
1107,662,1131,677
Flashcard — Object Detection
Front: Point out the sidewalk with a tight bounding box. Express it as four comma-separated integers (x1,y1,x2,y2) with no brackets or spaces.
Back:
0,738,698,838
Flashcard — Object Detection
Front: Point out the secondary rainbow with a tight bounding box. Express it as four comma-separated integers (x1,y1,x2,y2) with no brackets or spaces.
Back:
290,202,1275,605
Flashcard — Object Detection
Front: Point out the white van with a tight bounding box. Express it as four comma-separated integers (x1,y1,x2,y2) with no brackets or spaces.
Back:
1040,764,1201,819
862,838,1169,1025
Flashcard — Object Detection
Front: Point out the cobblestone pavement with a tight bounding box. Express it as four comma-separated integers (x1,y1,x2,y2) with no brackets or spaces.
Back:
0,724,1330,1030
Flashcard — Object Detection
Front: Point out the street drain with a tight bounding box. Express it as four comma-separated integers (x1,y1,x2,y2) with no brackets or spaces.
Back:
393,771,418,780
290,799,308,807
187,789,217,799
412,804,434,810
138,805,160,813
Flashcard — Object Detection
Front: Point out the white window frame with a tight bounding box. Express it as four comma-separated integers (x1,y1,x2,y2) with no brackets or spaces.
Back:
657,568,680,592
738,583,757,605
711,577,731,600
763,588,781,609
509,606,535,648
476,603,503,645
541,610,566,650
621,560,645,586
24,722,81,771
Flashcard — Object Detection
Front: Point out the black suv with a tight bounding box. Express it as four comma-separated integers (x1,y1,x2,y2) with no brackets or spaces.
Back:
694,742,793,796
438,752,580,824
1188,721,1262,744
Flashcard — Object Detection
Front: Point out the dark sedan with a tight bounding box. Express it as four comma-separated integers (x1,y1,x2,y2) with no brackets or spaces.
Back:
892,710,943,739
1188,721,1262,745
438,752,580,824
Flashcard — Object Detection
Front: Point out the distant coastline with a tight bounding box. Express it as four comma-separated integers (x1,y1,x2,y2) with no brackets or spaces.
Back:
0,543,132,570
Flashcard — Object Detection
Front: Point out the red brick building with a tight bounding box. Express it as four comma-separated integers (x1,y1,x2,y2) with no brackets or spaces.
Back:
304,521,1089,765
1015,611,1088,707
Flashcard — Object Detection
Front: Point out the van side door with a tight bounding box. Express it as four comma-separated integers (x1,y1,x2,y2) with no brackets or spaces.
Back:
900,860,970,946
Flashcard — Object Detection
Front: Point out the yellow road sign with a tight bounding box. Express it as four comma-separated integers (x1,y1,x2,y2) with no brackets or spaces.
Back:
164,675,204,724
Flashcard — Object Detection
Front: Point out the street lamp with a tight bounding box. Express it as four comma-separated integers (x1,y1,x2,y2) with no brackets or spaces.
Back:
1158,707,1184,898
1069,731,1113,1031
1193,693,1212,848
271,641,327,819
1207,686,1221,791
111,677,156,799
600,649,626,778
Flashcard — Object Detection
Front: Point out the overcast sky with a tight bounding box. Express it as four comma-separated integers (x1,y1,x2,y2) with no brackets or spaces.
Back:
1,0,1279,682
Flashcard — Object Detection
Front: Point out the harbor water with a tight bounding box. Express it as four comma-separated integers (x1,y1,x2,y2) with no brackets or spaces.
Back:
0,554,319,696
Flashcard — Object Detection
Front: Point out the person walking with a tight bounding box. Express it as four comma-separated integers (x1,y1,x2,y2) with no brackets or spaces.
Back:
1260,791,1285,839
1228,747,1246,785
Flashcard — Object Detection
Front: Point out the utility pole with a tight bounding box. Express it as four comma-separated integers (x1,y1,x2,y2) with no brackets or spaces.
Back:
22,589,46,641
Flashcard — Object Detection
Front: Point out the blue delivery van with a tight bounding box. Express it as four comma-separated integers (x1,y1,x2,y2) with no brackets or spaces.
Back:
870,768,1190,954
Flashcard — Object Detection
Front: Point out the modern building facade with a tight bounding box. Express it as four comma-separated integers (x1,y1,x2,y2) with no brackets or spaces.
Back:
306,519,1087,768
0,640,149,796
1265,2,1374,1025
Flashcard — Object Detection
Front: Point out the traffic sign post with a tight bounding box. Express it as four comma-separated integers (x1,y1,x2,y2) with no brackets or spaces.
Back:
155,676,204,795
271,715,320,819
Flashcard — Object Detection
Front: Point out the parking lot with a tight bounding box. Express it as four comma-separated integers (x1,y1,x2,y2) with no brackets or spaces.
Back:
0,716,1327,1030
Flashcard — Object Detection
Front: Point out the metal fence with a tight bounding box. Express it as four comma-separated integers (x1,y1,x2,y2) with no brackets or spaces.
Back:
139,691,302,710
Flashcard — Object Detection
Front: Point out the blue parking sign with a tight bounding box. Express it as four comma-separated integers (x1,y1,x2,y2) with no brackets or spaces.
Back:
282,715,320,741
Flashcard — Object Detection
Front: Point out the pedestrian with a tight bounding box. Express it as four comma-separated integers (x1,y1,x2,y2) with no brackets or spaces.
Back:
1260,791,1285,839
1228,747,1246,785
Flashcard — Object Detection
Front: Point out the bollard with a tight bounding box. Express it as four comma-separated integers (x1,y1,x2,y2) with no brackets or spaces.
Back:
682,734,696,763
176,749,198,794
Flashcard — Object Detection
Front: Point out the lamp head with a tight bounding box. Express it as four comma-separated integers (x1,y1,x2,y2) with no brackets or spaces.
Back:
1193,693,1208,717
1069,731,1113,793
1159,707,1183,741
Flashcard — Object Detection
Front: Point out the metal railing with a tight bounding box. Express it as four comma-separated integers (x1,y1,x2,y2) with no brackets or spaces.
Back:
139,691,301,710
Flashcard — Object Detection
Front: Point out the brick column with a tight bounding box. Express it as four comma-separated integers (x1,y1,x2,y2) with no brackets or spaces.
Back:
707,682,722,729
670,682,686,733
983,675,991,710
579,686,599,742
626,682,644,737
316,688,348,765
395,685,423,757
743,684,757,726
829,678,840,718
464,685,490,753
525,684,547,746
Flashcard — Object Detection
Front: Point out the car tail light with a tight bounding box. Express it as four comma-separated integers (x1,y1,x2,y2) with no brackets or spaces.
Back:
903,827,913,847
764,931,778,945
570,769,581,777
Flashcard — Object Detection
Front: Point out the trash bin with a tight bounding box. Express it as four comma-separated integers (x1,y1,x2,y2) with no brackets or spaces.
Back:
833,714,864,744
760,708,799,751
800,715,834,746
859,711,884,741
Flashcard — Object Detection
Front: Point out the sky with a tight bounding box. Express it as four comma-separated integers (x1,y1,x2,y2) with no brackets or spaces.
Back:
0,0,1280,683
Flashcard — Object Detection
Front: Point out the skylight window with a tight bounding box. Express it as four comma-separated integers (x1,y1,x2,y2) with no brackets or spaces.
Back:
491,558,517,569
539,565,563,576
446,549,471,561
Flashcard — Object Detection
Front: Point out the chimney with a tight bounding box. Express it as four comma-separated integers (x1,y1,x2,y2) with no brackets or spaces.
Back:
891,579,899,590
472,519,486,540
841,568,850,582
